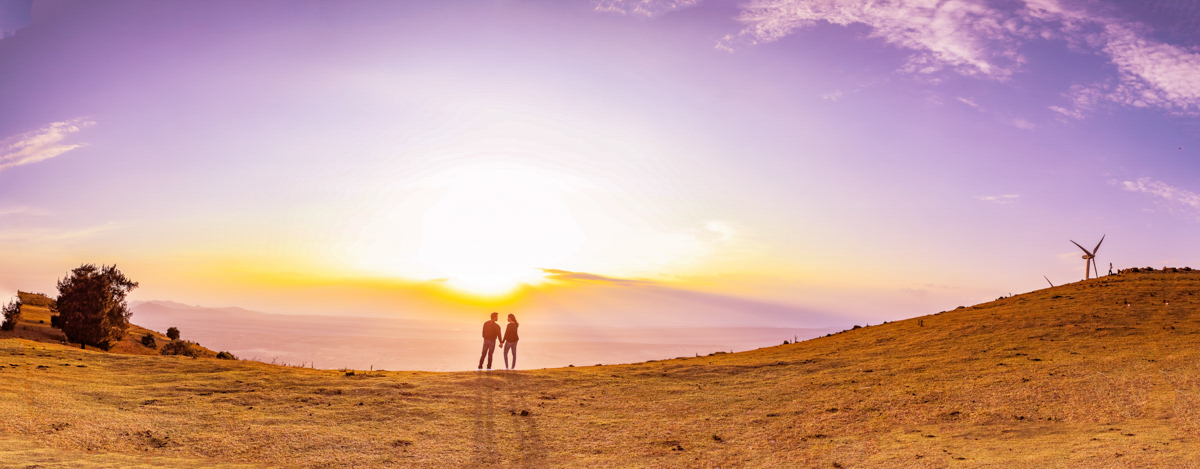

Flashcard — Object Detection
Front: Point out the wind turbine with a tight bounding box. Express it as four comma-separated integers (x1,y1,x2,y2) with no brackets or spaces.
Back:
1070,235,1105,280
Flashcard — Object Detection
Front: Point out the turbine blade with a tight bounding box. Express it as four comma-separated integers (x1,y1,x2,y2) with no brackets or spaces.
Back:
1070,240,1092,255
1044,275,1054,288
1093,234,1105,254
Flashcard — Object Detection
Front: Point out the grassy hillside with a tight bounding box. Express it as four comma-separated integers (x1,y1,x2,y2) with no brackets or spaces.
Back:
0,269,1197,468
1,292,218,357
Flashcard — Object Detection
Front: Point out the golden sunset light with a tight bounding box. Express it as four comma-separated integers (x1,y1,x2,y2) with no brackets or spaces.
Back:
1,0,1197,465
414,166,586,295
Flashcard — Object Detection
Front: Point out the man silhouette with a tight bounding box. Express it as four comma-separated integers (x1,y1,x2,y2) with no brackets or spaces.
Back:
478,312,503,371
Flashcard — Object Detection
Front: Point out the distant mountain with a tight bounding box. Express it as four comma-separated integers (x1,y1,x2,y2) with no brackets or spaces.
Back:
129,300,266,317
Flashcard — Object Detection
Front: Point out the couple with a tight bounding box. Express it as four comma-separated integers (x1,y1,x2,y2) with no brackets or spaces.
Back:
477,312,519,371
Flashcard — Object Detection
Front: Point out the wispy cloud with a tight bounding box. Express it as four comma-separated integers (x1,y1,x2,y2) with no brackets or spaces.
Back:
0,223,117,242
821,90,844,101
0,0,32,40
0,206,49,217
1011,118,1036,129
1098,23,1200,115
705,220,734,241
0,119,95,173
976,194,1019,204
957,97,980,108
719,0,1029,77
1119,177,1200,216
681,0,1200,115
1048,104,1084,120
592,0,700,17
539,268,659,286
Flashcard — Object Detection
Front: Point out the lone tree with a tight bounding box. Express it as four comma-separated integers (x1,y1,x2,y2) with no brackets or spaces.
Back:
166,327,180,341
1,298,21,331
56,264,139,350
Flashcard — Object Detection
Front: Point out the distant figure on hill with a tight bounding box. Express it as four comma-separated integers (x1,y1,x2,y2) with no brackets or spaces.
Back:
1109,263,1113,276
478,312,503,371
503,314,519,370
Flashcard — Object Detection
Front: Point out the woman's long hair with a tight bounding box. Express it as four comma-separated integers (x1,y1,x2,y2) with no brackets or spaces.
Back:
507,313,518,325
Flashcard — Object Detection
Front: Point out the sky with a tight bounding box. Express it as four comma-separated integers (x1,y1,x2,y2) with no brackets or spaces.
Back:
0,0,1196,327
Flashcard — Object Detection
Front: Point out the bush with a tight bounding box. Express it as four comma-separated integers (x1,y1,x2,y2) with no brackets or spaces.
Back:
141,333,157,349
1,299,21,331
55,264,139,350
50,314,62,329
160,340,201,358
216,351,236,360
166,327,180,341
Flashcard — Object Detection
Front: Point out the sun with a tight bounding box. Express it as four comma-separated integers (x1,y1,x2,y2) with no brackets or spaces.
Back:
416,167,586,295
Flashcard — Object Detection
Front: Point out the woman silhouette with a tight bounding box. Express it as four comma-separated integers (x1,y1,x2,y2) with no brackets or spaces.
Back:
502,314,519,370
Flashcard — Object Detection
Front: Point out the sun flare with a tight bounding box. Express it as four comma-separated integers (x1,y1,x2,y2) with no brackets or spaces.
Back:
416,168,586,295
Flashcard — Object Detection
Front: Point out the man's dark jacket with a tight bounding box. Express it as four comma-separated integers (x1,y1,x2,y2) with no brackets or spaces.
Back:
482,320,502,341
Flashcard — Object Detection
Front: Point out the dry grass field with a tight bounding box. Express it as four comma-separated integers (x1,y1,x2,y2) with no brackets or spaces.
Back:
1,269,1197,468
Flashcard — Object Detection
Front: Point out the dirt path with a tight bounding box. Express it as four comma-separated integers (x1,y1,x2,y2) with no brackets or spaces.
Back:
470,371,501,466
466,371,548,467
500,372,547,468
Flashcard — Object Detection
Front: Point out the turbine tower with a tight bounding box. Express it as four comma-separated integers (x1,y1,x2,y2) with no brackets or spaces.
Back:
1070,235,1105,280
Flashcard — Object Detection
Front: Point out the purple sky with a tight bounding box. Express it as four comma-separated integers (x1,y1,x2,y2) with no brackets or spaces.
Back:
0,0,1196,326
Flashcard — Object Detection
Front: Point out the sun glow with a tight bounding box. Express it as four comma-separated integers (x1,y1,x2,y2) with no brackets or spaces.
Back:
416,167,586,295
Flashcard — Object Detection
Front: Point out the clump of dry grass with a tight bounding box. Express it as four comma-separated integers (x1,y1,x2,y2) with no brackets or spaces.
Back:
0,270,1197,467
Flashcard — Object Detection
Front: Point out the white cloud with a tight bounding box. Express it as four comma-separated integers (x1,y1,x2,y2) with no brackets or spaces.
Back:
1099,23,1200,114
0,224,117,242
0,206,49,217
1011,117,1035,129
1120,177,1200,216
957,96,980,108
821,89,844,101
0,0,32,40
705,220,734,241
0,119,95,173
976,194,1019,204
593,0,700,17
706,0,1200,115
1048,105,1084,120
720,0,1029,77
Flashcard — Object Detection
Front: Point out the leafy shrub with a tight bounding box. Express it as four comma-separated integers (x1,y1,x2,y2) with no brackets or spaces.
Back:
160,340,201,358
55,264,139,350
166,327,180,341
216,351,236,360
50,314,62,329
141,333,157,349
1,299,21,331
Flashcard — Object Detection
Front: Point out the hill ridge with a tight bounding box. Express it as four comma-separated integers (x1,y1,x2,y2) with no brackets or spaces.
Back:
1,270,1197,467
